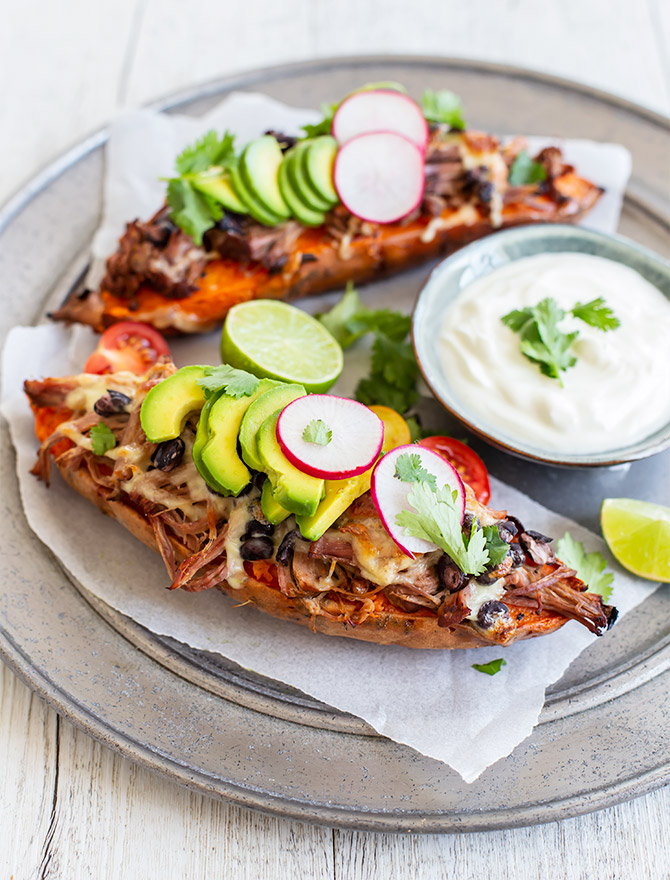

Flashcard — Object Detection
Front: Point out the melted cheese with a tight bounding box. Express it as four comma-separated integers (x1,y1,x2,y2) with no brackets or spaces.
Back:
223,499,252,589
464,578,505,620
420,204,479,244
64,373,140,412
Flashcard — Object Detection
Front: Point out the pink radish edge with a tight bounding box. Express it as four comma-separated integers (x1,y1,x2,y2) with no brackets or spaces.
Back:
370,444,466,559
332,90,429,152
276,395,385,480
333,131,425,225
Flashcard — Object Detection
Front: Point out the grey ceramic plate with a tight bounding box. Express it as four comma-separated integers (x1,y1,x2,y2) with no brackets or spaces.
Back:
1,58,669,833
413,224,670,466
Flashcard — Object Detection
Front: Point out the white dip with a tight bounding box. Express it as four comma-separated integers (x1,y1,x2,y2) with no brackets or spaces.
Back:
438,252,670,454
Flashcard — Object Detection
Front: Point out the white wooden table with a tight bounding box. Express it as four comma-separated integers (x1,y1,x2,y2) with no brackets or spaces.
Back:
1,2,669,877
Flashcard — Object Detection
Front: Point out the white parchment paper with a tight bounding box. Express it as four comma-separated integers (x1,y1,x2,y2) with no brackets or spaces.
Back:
2,93,654,783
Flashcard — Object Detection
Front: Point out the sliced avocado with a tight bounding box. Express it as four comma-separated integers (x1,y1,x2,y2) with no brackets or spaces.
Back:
261,478,291,525
229,162,283,226
200,378,277,496
191,172,248,214
303,136,339,206
240,382,306,471
140,365,207,443
277,156,326,227
192,393,231,494
287,143,333,213
257,410,324,517
240,136,290,220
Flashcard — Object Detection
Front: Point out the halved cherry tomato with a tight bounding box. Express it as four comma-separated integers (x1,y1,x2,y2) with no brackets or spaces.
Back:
418,436,491,504
84,322,171,375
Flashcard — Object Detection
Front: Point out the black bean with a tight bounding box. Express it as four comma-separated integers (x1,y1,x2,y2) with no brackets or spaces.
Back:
497,519,518,543
524,529,553,544
476,571,499,585
240,536,274,561
436,555,464,592
478,181,494,203
462,514,480,534
509,543,526,568
505,516,525,536
151,438,185,472
477,600,511,629
276,530,298,566
243,519,274,540
94,389,132,415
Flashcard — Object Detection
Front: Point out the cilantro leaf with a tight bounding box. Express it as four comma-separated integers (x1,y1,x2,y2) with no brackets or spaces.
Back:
355,374,420,414
556,533,614,601
508,150,547,186
303,419,332,446
166,179,223,246
90,422,117,456
394,453,437,489
370,334,419,391
571,297,620,332
395,482,489,575
302,101,338,138
501,308,534,333
175,130,236,175
421,89,466,130
502,297,579,384
196,365,260,399
317,282,367,348
482,525,511,569
472,658,507,676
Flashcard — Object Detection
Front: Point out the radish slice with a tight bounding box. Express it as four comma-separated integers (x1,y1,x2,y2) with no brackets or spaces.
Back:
371,445,465,558
277,395,384,480
334,132,425,224
333,90,429,152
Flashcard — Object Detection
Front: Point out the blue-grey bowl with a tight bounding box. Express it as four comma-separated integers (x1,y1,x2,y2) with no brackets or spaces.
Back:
412,224,670,467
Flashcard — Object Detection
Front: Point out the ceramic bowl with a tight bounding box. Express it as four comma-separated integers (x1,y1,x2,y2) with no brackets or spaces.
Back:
412,224,670,466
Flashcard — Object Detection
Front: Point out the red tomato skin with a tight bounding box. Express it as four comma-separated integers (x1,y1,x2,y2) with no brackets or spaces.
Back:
84,322,171,375
418,436,491,505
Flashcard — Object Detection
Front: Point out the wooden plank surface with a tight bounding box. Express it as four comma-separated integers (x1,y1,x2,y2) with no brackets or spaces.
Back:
1,1,669,878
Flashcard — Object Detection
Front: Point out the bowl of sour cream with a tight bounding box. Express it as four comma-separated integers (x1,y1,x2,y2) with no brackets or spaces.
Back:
412,224,670,466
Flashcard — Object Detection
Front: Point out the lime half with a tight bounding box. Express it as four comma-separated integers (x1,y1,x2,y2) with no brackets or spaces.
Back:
601,498,670,583
221,299,343,393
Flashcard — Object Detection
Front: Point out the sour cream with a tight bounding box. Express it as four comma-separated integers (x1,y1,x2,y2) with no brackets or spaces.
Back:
438,253,670,454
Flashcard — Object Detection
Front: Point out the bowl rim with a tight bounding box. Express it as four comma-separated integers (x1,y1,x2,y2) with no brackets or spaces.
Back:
411,223,670,468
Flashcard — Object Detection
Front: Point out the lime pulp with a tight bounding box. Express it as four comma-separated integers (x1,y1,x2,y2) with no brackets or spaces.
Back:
601,497,670,583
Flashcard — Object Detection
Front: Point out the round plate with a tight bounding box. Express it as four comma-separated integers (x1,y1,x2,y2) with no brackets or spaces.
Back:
1,57,669,833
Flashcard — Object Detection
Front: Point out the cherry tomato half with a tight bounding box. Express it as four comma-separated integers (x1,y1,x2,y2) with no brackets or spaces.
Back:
418,436,491,505
84,322,171,375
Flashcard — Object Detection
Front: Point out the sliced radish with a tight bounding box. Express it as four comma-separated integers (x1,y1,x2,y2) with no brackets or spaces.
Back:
277,395,384,480
333,90,429,152
334,132,425,224
371,445,465,559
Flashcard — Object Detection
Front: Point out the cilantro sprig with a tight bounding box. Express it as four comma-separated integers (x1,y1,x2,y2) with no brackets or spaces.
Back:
318,283,419,414
196,365,260,399
508,150,547,186
165,130,237,245
502,296,620,384
421,89,466,130
90,422,117,456
394,452,437,489
556,533,614,601
303,419,332,446
472,658,507,676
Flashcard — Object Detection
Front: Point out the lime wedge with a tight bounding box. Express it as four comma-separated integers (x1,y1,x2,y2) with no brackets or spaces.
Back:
601,498,670,583
221,300,343,393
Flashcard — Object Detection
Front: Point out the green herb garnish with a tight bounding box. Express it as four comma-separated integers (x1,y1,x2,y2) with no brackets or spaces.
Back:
482,525,512,569
472,658,507,676
394,452,437,489
556,533,614,601
90,422,117,456
165,130,237,245
197,365,259,399
395,482,490,575
318,283,419,414
508,150,547,186
501,296,619,384
301,102,339,138
303,419,332,446
421,89,466,130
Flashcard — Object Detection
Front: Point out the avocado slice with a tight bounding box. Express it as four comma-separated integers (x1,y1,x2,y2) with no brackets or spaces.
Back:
277,156,326,227
287,143,333,213
200,378,277,496
261,479,291,525
303,136,339,207
295,406,411,541
240,136,290,220
140,365,207,443
191,172,248,214
239,382,306,471
257,410,324,517
229,162,283,226
192,393,231,494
